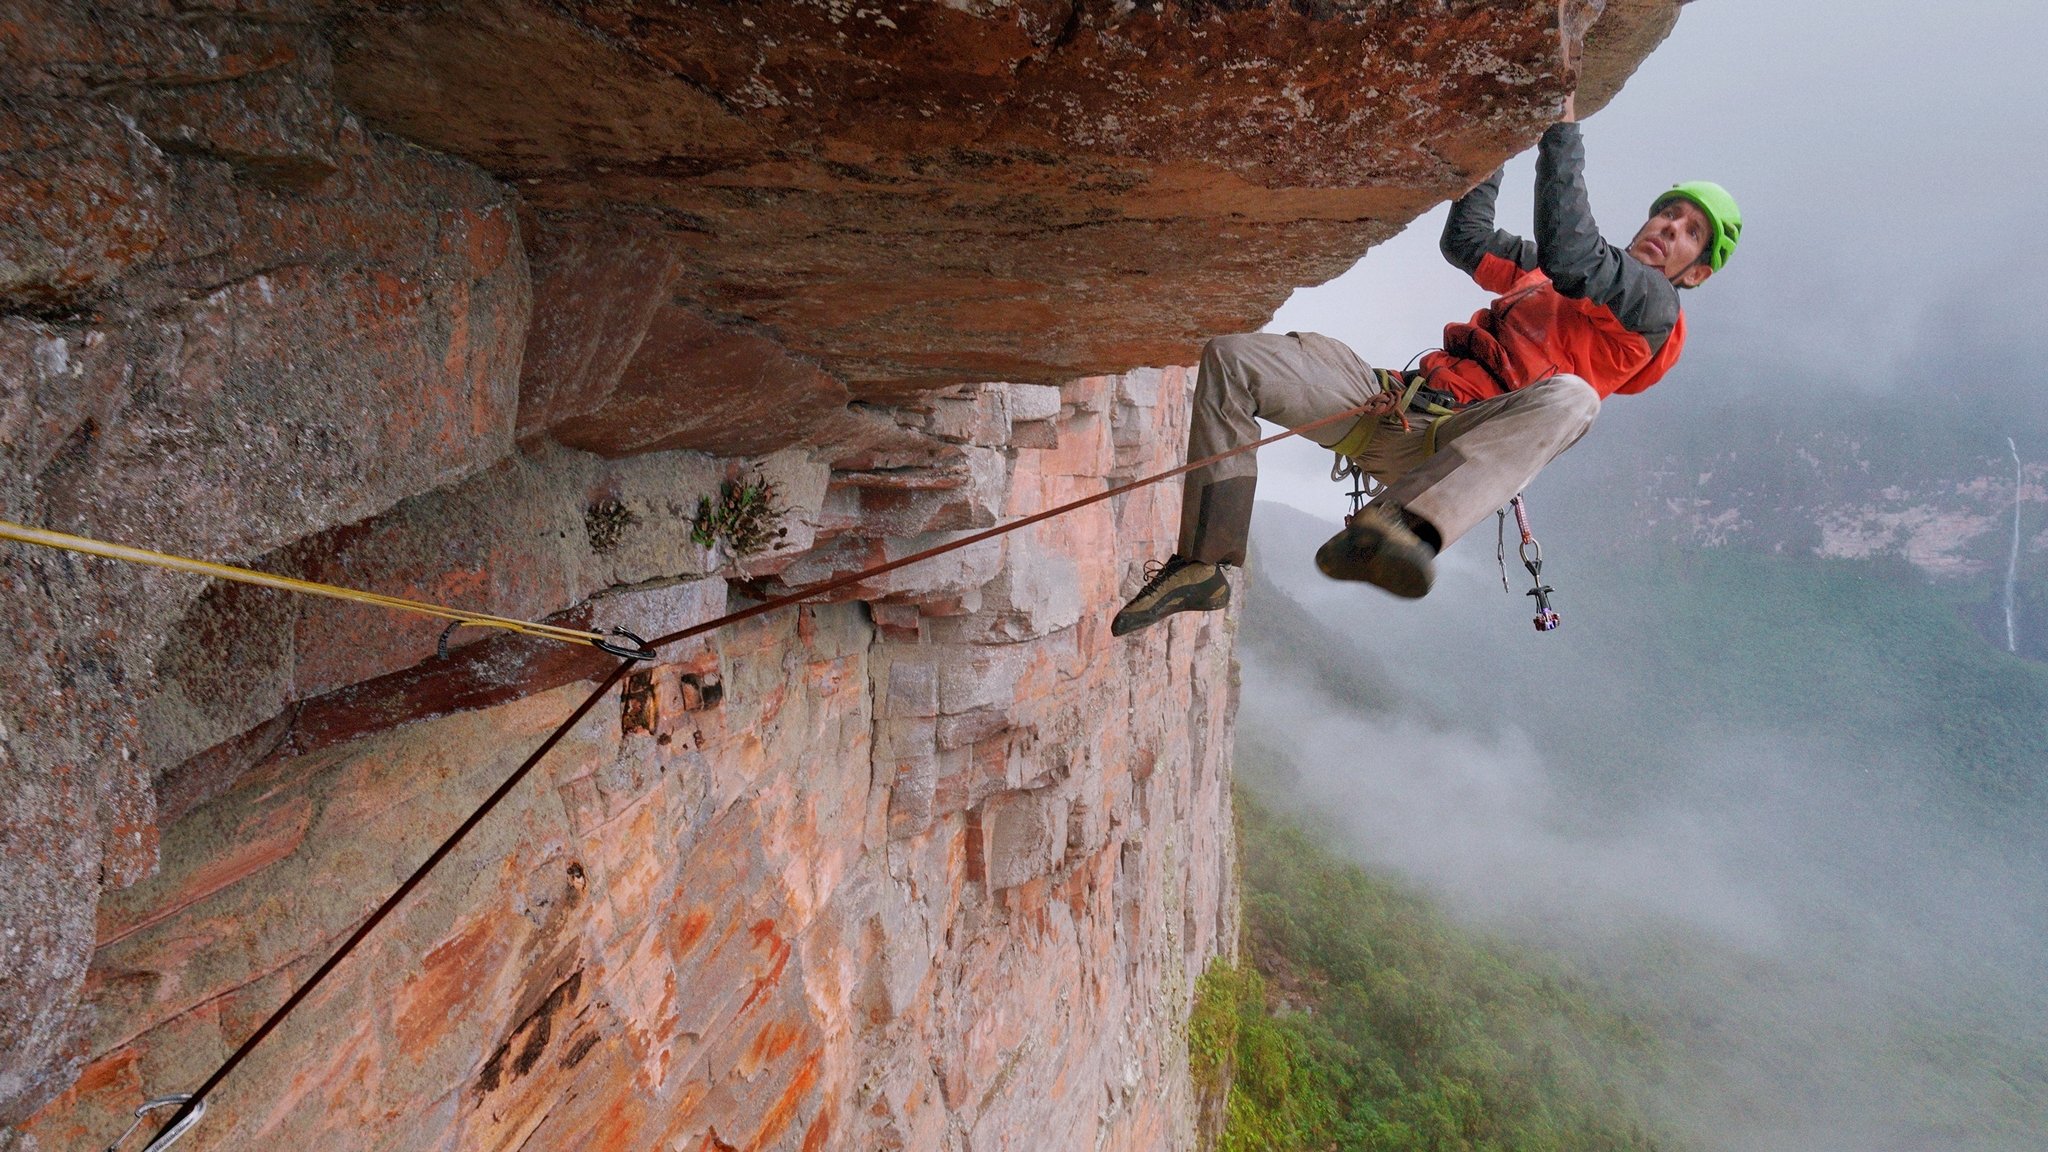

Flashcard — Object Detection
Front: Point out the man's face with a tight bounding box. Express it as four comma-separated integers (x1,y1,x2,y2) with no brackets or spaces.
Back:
1627,198,1716,287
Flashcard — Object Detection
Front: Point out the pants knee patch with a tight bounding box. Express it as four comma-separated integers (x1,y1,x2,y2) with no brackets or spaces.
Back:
1538,374,1600,422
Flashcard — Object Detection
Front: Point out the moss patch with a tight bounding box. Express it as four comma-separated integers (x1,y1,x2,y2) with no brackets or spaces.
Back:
583,498,640,554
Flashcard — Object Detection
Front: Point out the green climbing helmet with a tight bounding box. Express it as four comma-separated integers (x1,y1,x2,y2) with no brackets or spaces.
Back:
1653,181,1742,272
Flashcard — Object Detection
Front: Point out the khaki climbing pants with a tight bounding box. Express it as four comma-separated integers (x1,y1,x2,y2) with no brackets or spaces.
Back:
1178,331,1601,565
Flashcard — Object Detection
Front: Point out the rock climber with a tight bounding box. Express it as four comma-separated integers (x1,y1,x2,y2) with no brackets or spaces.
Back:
1111,91,1741,637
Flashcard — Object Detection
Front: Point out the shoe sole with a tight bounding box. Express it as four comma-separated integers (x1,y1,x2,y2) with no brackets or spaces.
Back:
1315,523,1434,599
1111,580,1230,636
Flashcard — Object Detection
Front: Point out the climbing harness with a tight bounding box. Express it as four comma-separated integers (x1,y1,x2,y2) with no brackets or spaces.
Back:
21,392,1399,1152
0,520,658,661
1325,358,1565,634
1330,363,1468,517
102,1095,204,1152
1497,495,1561,631
1326,365,1463,469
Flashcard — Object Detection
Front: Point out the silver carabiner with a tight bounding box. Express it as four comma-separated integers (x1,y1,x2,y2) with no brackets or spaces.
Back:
1332,455,1383,519
105,1094,206,1152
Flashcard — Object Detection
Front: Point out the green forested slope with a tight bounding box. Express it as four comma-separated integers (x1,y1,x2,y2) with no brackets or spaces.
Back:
1202,786,1677,1152
1524,548,2048,824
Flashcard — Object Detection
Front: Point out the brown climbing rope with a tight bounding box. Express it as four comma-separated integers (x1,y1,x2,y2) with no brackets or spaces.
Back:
62,390,1404,1149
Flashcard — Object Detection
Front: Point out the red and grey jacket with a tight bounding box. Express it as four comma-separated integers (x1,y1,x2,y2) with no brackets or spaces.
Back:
1422,122,1685,405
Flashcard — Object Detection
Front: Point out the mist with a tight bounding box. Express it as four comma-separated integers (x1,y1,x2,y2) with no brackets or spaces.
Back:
1235,503,2048,1152
1219,3,2048,1144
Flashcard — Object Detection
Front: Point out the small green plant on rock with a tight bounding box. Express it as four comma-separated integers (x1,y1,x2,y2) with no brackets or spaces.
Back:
691,474,788,555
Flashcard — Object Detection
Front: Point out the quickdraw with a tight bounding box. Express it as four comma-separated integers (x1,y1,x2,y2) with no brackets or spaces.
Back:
1331,362,1454,520
1337,457,1382,519
1497,494,1561,632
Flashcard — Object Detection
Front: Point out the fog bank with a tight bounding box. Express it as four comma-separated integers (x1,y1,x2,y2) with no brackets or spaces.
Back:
1237,503,2048,1152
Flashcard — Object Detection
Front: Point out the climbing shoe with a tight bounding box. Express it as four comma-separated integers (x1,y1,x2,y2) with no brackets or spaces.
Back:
1314,503,1436,598
1111,555,1230,637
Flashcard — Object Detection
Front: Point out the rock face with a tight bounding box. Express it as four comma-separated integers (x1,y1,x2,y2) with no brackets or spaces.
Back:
330,0,1663,403
15,371,1242,1152
0,0,1684,1143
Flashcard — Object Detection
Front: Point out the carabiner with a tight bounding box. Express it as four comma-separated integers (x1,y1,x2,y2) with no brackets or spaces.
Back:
1332,456,1381,519
594,627,658,661
105,1094,206,1152
1501,494,1561,633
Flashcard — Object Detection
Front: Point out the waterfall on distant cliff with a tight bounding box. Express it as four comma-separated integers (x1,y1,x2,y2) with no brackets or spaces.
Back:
2007,437,2023,653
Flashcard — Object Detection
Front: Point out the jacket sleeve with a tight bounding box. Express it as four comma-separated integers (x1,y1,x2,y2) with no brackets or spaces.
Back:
1532,122,1678,350
1440,168,1537,293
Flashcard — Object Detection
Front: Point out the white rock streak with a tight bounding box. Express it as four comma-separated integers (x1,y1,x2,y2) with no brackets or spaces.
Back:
2007,437,2023,653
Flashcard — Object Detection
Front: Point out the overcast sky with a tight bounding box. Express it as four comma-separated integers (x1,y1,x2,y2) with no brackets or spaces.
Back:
1255,0,2048,517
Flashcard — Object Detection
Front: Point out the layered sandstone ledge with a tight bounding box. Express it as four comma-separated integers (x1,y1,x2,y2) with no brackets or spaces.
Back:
17,371,1242,1152
2,0,1682,1141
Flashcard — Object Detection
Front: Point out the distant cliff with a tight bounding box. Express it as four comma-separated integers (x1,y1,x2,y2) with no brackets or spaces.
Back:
1550,394,2048,658
2,2,1684,1146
